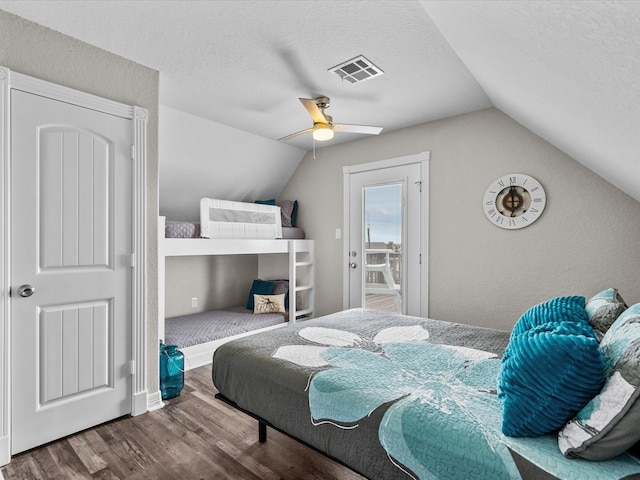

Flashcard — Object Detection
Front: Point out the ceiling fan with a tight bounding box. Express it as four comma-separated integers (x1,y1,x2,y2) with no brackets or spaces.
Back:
278,96,383,142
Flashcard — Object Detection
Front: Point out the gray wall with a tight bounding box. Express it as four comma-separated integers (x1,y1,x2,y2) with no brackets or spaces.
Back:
280,108,640,331
164,255,257,318
0,10,160,391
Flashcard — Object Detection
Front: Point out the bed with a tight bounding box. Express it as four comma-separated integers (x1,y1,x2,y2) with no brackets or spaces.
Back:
212,307,640,480
158,198,314,370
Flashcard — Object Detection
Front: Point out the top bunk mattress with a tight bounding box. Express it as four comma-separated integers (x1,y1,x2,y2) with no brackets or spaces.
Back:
165,220,200,239
164,221,304,239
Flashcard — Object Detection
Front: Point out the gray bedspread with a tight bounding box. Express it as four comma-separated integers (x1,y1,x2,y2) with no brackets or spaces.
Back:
164,306,286,348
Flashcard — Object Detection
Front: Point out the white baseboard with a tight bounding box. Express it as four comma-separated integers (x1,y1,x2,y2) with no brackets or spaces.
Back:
0,434,9,467
146,390,164,412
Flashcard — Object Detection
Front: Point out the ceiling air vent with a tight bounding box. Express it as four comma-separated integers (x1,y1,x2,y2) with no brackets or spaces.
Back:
329,55,384,84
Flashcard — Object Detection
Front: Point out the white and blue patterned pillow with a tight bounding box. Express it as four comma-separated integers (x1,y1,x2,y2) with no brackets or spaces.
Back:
559,303,640,460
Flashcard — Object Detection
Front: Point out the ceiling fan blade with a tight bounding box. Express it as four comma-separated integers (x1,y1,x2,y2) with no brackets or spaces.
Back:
278,127,313,142
333,124,383,135
299,98,327,124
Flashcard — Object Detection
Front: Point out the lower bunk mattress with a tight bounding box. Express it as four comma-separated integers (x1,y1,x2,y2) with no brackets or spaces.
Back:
212,308,640,480
164,306,286,349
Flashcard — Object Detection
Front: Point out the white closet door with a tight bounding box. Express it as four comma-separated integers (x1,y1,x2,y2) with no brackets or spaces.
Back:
10,89,132,454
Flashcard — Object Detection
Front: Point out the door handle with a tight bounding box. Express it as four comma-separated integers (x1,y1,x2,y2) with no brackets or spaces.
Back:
349,262,357,269
16,284,35,298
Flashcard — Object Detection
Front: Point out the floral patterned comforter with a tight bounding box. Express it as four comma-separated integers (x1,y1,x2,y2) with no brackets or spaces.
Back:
212,309,640,480
213,309,514,479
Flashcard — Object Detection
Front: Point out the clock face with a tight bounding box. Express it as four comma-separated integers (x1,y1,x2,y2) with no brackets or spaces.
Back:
483,174,546,229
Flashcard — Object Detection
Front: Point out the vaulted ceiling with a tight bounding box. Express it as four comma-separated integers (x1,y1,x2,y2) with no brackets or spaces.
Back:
1,0,638,202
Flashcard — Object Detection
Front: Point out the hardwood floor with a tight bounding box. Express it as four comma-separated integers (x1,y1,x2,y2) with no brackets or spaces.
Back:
1,365,365,480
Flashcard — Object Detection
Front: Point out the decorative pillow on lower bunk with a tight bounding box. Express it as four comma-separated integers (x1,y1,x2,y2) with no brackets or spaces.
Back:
499,296,605,437
246,279,275,310
253,294,286,314
272,279,290,309
559,303,640,460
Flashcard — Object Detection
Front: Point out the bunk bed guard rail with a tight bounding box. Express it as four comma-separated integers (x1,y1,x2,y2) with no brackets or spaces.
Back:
200,198,283,239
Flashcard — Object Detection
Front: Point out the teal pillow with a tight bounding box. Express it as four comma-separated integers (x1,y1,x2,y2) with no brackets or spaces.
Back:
246,279,275,310
499,296,605,437
255,199,276,205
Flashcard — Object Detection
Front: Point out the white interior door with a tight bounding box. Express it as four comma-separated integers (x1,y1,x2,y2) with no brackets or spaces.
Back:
10,89,132,454
345,161,424,316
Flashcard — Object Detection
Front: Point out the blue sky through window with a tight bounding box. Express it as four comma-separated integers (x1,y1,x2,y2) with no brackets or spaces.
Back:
364,183,402,245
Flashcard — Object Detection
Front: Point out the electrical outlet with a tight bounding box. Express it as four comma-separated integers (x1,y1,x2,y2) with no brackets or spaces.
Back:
191,297,197,308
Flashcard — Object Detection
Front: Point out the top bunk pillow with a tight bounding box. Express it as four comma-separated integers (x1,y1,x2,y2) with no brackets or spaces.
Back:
498,296,605,437
559,303,640,460
256,199,299,228
278,200,297,228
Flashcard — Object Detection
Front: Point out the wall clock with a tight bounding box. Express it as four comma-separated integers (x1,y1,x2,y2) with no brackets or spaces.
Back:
483,173,546,229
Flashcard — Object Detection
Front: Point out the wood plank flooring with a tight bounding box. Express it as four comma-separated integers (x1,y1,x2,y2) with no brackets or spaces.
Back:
1,365,365,480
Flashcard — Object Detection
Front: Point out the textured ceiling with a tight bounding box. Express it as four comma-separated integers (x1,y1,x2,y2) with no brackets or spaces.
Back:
422,0,640,204
0,0,638,202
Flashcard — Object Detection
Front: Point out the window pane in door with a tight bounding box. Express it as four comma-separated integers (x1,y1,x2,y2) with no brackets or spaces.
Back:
363,183,402,313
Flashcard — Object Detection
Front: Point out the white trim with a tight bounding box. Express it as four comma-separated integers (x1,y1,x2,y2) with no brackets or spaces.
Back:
0,66,11,467
342,152,430,317
342,152,429,175
145,390,164,412
132,106,149,416
8,70,134,119
0,67,148,465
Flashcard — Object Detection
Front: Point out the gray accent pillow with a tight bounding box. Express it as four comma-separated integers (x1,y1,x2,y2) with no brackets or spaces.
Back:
586,288,627,337
278,200,295,227
273,279,289,309
558,303,640,460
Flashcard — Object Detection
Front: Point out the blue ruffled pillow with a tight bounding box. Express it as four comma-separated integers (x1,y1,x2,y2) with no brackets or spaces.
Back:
499,296,605,437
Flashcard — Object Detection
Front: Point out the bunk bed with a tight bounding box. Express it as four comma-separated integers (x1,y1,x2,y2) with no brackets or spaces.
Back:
158,198,315,370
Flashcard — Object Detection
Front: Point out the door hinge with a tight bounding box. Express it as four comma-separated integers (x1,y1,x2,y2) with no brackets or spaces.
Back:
130,144,136,160
130,253,136,268
415,180,422,193
419,253,422,265
130,360,136,375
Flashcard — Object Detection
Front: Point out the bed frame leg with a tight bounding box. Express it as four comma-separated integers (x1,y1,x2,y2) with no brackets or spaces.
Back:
258,421,267,443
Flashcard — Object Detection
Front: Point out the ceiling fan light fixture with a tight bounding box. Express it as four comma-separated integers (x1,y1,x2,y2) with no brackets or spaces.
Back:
312,124,334,141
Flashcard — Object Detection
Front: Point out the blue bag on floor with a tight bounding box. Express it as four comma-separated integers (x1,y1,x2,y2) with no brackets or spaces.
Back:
159,342,184,400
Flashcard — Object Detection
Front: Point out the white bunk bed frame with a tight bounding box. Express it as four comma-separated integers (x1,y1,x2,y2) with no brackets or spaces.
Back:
158,216,315,370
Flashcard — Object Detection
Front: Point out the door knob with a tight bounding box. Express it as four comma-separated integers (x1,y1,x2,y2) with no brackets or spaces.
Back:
16,284,35,297
349,262,357,269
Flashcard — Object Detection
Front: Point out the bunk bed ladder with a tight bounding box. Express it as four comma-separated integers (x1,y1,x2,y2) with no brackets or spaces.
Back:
289,240,315,323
